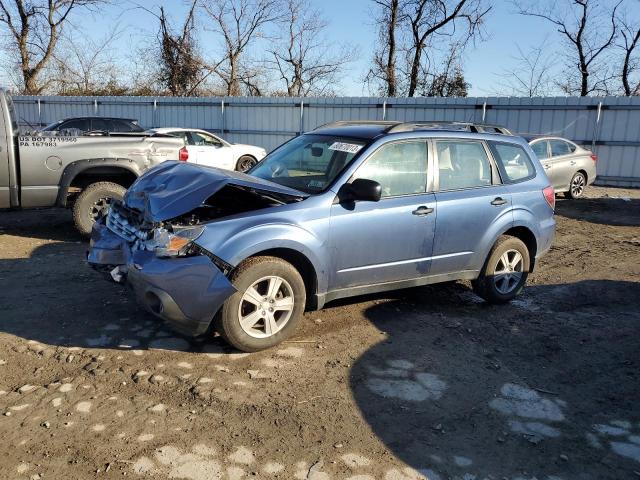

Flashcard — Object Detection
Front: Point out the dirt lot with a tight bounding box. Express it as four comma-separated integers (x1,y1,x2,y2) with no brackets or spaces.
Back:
0,186,639,480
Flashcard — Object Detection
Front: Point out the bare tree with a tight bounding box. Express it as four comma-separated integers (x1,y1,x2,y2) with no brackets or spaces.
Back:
514,0,622,96
418,44,469,96
404,0,490,97
618,9,640,96
267,0,356,96
367,0,489,97
496,40,557,97
202,0,282,96
157,1,207,96
50,27,127,95
366,0,401,96
0,0,107,94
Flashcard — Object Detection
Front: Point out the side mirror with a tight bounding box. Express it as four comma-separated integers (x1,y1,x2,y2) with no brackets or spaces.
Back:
339,178,382,203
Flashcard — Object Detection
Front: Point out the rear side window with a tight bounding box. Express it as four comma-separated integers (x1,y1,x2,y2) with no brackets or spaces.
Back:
354,141,428,197
437,140,492,191
91,118,111,131
549,139,574,157
530,141,549,160
60,119,89,131
489,142,536,183
168,131,190,144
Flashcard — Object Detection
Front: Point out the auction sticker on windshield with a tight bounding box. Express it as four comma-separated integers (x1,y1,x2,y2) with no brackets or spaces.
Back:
328,142,363,154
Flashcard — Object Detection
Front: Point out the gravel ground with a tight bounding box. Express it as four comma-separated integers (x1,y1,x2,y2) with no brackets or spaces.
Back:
0,186,639,480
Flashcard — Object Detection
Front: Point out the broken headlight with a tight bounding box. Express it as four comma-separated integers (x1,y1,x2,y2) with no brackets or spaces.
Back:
146,225,204,258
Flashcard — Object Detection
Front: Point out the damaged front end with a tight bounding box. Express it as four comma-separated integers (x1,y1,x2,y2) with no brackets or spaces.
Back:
87,161,306,336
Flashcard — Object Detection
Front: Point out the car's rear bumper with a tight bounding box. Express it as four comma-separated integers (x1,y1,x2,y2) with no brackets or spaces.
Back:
536,216,556,261
87,221,236,336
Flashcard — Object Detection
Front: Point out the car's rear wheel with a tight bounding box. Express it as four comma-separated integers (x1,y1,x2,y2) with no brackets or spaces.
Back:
472,235,530,304
73,181,126,237
215,256,306,352
236,155,257,173
564,171,586,199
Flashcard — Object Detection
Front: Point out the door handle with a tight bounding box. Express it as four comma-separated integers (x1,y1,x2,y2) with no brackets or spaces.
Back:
570,160,576,165
412,206,434,216
491,197,508,206
543,164,551,169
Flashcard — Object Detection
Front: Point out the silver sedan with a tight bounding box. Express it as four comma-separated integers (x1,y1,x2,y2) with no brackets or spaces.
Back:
527,136,597,199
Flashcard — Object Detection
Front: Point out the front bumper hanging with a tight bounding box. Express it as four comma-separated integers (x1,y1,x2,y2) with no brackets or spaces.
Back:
87,220,236,336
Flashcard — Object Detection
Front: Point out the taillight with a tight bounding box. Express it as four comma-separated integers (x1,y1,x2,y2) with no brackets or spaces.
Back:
590,153,598,163
543,186,555,210
179,147,189,162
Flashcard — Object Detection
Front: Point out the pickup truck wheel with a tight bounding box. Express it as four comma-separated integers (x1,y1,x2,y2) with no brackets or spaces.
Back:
73,181,126,236
235,155,257,173
215,256,306,352
472,235,530,304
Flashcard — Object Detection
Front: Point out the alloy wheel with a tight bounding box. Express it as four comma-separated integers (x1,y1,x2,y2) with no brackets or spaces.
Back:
493,249,524,294
571,173,585,197
238,157,257,172
238,275,295,338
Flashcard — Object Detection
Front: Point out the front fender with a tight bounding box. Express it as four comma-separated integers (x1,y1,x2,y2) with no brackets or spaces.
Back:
197,223,330,294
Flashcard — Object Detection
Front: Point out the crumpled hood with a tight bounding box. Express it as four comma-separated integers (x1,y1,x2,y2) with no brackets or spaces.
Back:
124,160,307,222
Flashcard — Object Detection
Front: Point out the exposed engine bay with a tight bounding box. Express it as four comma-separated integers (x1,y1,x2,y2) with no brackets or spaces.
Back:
166,185,293,227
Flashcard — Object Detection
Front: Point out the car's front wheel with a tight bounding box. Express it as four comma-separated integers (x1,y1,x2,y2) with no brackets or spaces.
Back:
472,235,530,304
215,256,306,352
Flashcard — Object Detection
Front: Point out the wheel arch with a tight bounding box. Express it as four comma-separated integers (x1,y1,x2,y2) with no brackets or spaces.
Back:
56,158,141,207
502,225,538,272
243,247,319,310
576,168,588,183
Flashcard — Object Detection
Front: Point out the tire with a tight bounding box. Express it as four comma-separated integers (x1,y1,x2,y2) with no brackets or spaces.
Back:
564,171,586,199
215,256,306,352
72,181,126,237
472,235,530,304
235,155,257,173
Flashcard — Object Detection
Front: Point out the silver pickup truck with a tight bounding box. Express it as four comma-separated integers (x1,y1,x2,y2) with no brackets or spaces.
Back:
0,89,186,235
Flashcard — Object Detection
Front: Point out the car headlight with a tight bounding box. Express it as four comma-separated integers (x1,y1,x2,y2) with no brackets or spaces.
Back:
146,225,204,258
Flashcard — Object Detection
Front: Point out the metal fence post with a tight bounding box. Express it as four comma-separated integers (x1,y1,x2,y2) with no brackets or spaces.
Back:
382,100,387,120
299,100,304,134
153,99,157,128
220,99,225,135
37,98,41,127
94,99,98,115
591,101,602,153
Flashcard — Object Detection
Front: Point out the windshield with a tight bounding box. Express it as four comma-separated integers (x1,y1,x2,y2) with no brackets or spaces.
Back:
250,134,366,194
42,120,63,131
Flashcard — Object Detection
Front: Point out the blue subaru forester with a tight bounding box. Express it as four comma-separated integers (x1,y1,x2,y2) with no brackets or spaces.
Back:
88,121,556,352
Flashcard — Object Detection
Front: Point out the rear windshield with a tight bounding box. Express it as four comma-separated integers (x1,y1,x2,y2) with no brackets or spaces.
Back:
250,134,366,194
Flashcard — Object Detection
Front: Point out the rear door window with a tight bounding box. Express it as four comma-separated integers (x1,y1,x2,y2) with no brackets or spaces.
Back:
530,141,549,160
168,131,190,144
91,118,111,131
353,141,428,197
191,131,221,146
550,140,572,157
489,142,536,183
60,119,89,131
436,140,492,191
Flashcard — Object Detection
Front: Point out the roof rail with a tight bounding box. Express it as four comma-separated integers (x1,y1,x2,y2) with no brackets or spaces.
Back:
314,120,401,131
387,121,512,135
313,120,512,136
